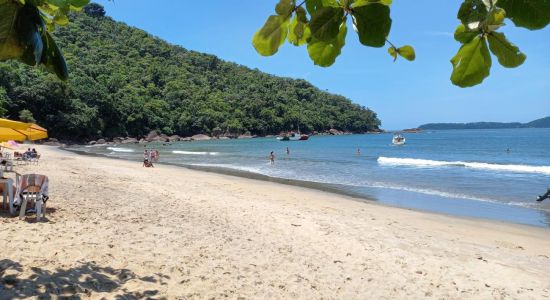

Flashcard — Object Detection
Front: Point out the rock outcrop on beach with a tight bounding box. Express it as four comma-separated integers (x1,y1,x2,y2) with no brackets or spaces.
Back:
121,137,138,144
191,134,211,141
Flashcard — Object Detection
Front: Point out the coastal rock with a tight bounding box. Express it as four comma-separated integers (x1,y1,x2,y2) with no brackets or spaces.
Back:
96,138,106,144
191,134,211,141
159,134,170,142
180,137,192,142
139,138,148,144
121,137,138,144
238,132,253,139
402,128,422,133
328,129,343,135
113,137,123,143
43,141,64,146
218,136,230,140
222,132,238,139
168,135,180,142
145,130,159,142
88,140,97,145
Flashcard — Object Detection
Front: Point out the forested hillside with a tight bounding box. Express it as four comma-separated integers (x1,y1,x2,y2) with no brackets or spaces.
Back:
0,4,380,141
419,116,550,130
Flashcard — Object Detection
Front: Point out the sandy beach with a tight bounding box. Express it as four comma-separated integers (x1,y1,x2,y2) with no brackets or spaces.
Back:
0,145,549,299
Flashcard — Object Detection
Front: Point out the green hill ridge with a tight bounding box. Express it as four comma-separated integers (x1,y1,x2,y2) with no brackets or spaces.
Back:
0,5,380,141
419,117,550,130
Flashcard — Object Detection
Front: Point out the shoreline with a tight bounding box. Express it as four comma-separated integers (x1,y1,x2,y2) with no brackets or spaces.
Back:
59,145,550,234
1,145,549,298
63,145,550,228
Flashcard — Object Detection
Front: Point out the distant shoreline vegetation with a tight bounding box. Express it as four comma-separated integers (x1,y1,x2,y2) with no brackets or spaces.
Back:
419,117,550,130
0,5,380,142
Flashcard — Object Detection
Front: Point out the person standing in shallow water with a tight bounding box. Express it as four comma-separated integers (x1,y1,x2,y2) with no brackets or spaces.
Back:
269,151,275,164
286,147,290,156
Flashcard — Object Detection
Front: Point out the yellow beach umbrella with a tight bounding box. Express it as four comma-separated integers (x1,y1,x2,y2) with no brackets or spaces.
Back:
20,124,48,141
0,119,48,142
0,118,31,131
0,127,28,142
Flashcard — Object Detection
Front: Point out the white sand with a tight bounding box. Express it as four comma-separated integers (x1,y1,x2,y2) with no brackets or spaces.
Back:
0,145,549,299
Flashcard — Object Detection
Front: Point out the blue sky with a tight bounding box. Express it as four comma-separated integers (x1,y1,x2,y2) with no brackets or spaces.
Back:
95,0,550,129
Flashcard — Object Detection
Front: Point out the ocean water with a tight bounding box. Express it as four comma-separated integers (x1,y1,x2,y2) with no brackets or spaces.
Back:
69,128,550,227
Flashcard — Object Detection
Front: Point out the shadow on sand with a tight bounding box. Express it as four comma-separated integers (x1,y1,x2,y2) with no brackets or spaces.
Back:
0,260,164,299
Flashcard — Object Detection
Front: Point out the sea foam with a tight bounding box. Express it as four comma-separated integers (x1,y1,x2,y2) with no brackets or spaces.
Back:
172,150,219,155
106,147,135,153
378,157,550,175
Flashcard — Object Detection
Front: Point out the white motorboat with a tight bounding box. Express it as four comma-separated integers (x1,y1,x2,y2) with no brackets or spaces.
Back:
392,134,406,145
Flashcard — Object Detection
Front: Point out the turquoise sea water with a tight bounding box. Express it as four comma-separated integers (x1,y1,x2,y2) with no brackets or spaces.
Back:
68,128,550,227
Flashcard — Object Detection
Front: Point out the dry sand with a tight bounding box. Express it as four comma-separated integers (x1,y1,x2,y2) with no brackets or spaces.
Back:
0,145,549,299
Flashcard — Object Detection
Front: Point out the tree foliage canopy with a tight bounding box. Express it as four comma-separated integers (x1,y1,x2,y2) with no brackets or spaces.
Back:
253,0,550,87
0,8,381,140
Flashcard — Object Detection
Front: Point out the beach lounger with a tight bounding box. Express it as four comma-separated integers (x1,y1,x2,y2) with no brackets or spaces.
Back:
1,159,14,172
29,154,40,165
14,174,49,221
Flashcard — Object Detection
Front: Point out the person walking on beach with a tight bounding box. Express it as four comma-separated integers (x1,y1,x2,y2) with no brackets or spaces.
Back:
143,150,148,167
269,151,275,165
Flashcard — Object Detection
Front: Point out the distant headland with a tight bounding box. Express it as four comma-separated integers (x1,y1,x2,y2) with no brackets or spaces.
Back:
419,116,550,130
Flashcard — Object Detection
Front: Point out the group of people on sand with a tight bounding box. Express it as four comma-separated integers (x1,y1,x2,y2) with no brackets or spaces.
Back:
14,148,38,160
143,149,159,167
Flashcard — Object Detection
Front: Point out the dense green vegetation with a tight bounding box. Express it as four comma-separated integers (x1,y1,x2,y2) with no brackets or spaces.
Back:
0,6,380,141
419,117,550,130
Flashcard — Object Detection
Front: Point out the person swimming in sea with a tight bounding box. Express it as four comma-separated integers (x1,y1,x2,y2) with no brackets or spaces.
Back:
286,147,290,156
537,189,550,202
269,151,275,164
357,148,361,155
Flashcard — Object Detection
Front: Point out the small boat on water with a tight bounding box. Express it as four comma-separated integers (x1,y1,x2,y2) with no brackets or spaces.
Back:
392,134,406,145
277,132,309,141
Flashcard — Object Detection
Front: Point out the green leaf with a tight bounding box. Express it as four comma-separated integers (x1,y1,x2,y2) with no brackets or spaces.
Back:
307,22,347,67
352,0,392,8
352,3,391,47
288,14,311,46
397,45,415,61
487,31,526,68
68,0,90,8
487,7,506,31
18,5,44,66
450,36,492,87
321,0,340,7
488,7,506,25
0,0,24,60
387,46,397,61
275,0,294,16
41,29,68,80
53,10,69,25
252,15,290,56
498,0,550,30
309,7,344,41
306,0,324,14
296,6,308,23
454,24,478,43
457,0,488,26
